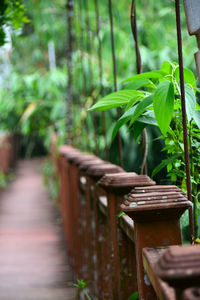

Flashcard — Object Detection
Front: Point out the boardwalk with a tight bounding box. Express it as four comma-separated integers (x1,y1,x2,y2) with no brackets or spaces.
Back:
0,159,76,300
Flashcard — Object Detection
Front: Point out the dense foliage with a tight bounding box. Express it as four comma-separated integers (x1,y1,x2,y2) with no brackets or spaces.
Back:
0,0,200,237
0,0,28,46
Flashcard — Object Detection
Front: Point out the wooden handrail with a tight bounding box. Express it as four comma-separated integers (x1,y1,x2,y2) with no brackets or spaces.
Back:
57,145,194,300
155,245,200,300
143,247,175,300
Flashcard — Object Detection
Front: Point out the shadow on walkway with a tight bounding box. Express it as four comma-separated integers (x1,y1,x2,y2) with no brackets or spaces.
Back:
0,159,76,300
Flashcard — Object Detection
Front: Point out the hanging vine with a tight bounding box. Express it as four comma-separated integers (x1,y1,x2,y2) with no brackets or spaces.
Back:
66,0,74,142
108,0,123,167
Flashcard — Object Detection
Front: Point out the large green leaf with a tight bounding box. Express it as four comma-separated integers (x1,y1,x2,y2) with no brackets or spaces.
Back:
124,79,156,90
122,70,167,84
193,110,200,129
175,67,196,88
129,95,153,126
160,61,173,74
185,84,196,122
133,112,158,141
111,95,153,141
125,94,145,111
111,106,137,141
88,90,144,111
137,111,158,126
153,81,174,135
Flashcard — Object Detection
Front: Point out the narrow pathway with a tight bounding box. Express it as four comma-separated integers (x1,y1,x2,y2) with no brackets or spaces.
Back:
0,159,76,300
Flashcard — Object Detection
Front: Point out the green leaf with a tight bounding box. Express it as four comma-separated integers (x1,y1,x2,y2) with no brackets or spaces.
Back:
196,103,200,111
153,81,174,135
175,67,196,88
193,110,200,129
122,71,167,84
111,95,153,141
124,79,156,90
20,102,38,123
185,84,196,122
160,61,173,74
128,291,139,300
111,107,137,141
129,95,153,126
125,95,144,111
170,173,177,182
194,87,200,93
117,211,126,218
152,153,182,178
88,90,144,111
137,111,158,126
75,279,88,289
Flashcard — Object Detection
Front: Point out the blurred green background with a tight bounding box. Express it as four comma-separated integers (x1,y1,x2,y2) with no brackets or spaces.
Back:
0,0,198,177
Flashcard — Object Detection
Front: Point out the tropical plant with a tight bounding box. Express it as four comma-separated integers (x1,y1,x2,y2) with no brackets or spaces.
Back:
0,0,28,46
89,60,200,238
73,279,91,300
0,68,67,151
0,0,198,180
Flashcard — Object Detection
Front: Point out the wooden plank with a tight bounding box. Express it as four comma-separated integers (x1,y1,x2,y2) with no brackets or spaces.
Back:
119,214,134,242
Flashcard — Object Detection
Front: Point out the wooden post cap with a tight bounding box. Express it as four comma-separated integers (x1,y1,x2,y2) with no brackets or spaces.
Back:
133,185,182,193
155,245,200,289
98,173,155,194
121,186,191,221
69,153,98,165
62,149,82,160
79,159,105,172
183,0,200,35
58,145,75,155
183,288,200,300
86,163,124,179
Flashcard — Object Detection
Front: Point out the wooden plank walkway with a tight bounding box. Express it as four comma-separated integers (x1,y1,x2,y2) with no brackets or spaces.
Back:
0,159,76,300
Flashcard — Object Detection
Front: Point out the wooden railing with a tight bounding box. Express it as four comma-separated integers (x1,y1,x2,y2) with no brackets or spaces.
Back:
57,145,200,300
0,133,17,174
56,3,200,299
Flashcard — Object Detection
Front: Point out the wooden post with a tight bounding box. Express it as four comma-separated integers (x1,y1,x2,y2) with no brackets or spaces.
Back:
118,215,136,300
84,163,124,299
58,146,77,261
121,186,191,300
63,150,97,275
98,173,155,300
78,158,104,279
156,245,200,300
